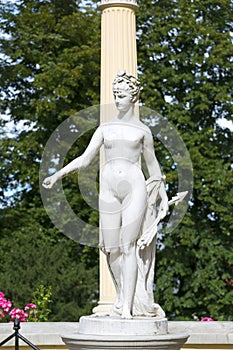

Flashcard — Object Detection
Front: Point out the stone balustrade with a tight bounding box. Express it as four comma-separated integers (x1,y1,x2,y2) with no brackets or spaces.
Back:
0,322,233,350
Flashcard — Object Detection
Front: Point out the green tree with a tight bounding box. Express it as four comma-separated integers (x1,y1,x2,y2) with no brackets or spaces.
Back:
0,0,100,320
137,0,233,320
1,0,233,322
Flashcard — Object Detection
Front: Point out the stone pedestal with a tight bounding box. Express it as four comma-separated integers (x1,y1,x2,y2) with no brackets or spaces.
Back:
61,315,189,350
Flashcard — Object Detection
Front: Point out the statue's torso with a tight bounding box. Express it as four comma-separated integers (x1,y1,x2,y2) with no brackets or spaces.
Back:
100,121,147,199
101,121,145,165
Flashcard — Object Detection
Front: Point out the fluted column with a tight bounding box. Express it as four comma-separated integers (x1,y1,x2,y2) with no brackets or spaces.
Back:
93,0,138,314
100,0,138,107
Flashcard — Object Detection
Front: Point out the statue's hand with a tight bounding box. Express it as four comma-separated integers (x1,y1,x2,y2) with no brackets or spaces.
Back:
137,232,155,250
100,246,108,256
99,240,108,255
137,220,158,250
42,174,58,189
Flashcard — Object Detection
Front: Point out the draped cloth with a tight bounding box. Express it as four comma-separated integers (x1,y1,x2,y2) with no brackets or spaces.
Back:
133,175,166,317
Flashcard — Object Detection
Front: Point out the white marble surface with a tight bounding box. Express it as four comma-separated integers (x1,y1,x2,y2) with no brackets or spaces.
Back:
78,315,168,335
61,315,186,350
1,322,233,345
42,73,169,319
61,330,189,350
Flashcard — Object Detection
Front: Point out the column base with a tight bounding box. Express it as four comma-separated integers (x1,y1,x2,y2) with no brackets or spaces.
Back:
92,301,113,314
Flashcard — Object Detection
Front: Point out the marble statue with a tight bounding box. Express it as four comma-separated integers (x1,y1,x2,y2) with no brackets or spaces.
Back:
42,72,170,319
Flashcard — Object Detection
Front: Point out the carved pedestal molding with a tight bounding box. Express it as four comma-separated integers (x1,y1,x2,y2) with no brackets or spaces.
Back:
61,316,189,350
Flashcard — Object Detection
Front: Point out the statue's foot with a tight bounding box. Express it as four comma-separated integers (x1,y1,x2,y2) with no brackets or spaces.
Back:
109,304,122,317
114,297,122,310
109,294,123,317
153,303,166,318
121,309,133,319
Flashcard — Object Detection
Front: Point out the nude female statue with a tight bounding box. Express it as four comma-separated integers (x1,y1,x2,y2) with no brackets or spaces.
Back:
43,72,169,319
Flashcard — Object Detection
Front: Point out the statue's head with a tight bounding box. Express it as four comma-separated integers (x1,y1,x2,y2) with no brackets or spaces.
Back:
113,72,141,103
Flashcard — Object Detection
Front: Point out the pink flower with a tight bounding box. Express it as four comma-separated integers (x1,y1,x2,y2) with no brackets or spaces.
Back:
0,291,38,323
201,317,215,322
25,303,37,310
9,308,28,322
4,301,12,313
0,298,12,313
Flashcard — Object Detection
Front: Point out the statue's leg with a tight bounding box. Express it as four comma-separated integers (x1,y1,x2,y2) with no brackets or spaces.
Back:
99,192,122,312
120,189,147,319
106,249,122,314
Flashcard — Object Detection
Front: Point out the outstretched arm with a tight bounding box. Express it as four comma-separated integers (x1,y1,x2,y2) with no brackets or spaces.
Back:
43,126,103,188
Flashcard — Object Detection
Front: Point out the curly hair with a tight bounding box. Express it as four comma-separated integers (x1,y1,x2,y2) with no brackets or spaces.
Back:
113,71,141,103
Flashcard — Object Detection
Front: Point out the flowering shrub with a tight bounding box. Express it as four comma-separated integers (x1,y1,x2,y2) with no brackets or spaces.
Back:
0,292,12,315
0,286,52,322
201,317,215,322
0,292,36,322
0,291,37,322
192,312,215,321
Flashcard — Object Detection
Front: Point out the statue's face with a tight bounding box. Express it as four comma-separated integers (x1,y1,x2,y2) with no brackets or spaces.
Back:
113,84,132,112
